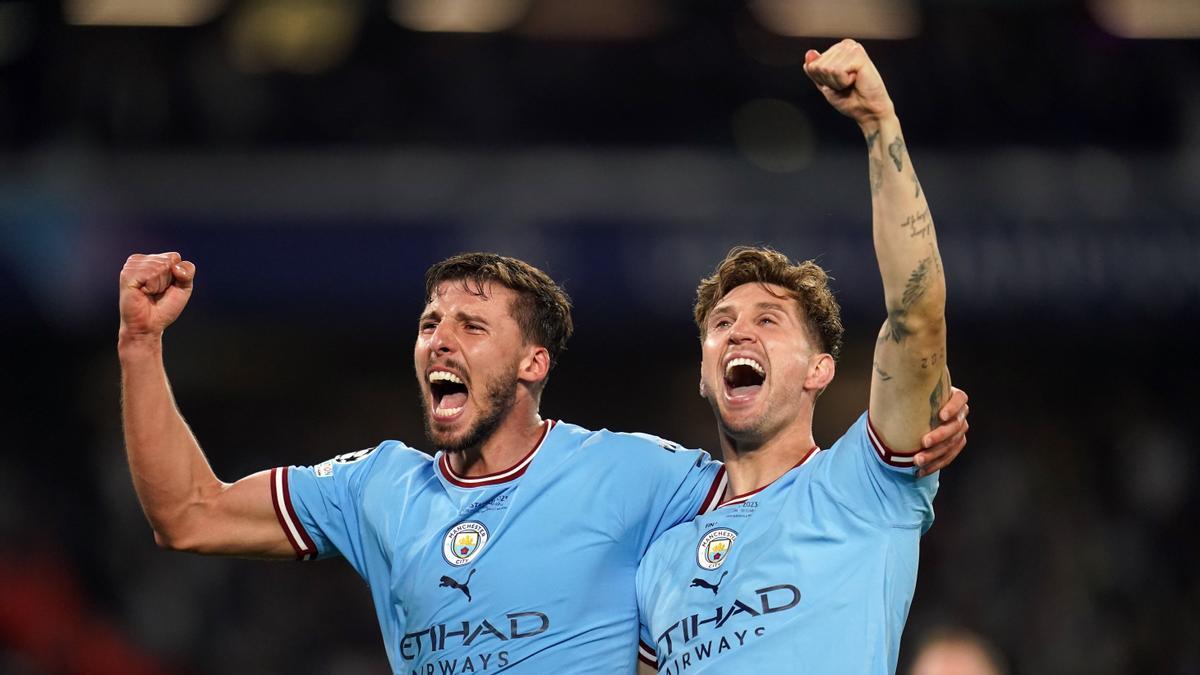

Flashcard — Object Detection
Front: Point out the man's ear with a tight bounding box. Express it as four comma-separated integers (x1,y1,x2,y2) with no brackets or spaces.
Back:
805,353,835,391
518,346,551,385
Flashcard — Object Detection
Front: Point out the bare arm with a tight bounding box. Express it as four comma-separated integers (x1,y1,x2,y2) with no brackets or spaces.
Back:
805,41,949,453
119,252,293,558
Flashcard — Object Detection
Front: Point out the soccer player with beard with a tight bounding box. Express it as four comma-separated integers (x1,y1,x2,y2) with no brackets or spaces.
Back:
119,248,965,673
117,165,967,673
120,252,726,673
636,40,957,674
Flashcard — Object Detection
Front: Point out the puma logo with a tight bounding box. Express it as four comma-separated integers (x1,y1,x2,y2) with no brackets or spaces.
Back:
439,569,476,602
689,571,728,595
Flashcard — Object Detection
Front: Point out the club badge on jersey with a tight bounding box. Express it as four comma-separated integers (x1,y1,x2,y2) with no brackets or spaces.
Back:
697,528,737,570
443,521,489,566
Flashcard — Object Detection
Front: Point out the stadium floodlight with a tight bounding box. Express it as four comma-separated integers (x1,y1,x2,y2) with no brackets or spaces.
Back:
1090,0,1200,39
749,0,920,40
65,0,225,26
390,0,531,33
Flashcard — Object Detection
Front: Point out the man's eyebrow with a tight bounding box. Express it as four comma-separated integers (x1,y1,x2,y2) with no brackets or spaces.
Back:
708,305,735,320
419,309,441,322
454,311,490,325
755,301,789,312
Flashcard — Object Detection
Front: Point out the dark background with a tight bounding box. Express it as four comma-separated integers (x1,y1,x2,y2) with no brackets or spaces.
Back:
1,1,1198,673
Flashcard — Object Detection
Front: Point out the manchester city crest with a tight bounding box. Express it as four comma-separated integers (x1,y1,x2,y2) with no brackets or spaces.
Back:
442,521,489,566
696,527,737,570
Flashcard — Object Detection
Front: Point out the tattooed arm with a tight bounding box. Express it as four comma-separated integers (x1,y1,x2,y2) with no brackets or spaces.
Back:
805,40,949,454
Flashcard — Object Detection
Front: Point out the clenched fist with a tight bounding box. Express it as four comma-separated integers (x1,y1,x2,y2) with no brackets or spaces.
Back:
803,39,895,125
119,252,196,341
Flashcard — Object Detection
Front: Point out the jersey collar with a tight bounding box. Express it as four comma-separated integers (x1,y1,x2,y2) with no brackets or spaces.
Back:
437,420,555,488
717,444,821,508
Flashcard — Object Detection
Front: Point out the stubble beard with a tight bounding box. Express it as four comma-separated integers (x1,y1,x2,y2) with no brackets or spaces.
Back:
422,367,519,454
705,379,774,449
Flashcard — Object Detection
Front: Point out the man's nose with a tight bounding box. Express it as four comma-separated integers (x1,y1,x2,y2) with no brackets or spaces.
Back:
429,323,457,354
728,317,757,344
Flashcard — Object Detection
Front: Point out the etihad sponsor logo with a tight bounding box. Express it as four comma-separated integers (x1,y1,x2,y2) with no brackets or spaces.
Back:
401,612,550,661
443,521,488,566
408,651,510,674
696,528,737,570
654,584,801,658
658,626,767,675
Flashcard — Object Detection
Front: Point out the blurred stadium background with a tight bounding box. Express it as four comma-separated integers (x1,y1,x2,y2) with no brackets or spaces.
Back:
2,1,1198,673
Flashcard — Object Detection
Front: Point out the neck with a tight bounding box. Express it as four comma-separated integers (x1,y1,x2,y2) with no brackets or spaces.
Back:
447,396,545,477
718,408,817,498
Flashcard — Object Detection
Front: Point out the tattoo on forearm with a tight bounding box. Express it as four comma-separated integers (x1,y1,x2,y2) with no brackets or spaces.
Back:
873,361,893,381
870,157,884,195
865,129,880,149
899,208,932,238
928,374,945,430
888,136,905,172
912,174,922,198
881,255,934,344
881,309,912,344
901,256,933,310
920,348,945,370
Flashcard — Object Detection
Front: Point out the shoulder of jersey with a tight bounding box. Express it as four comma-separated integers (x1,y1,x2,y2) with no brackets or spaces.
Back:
318,440,432,472
818,417,868,459
373,439,435,465
566,423,705,458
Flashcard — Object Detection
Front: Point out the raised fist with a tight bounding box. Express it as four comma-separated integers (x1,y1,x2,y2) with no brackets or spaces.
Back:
803,39,895,125
119,252,196,340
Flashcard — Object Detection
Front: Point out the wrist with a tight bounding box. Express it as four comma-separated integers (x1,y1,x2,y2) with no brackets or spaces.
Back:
857,111,900,137
118,328,164,358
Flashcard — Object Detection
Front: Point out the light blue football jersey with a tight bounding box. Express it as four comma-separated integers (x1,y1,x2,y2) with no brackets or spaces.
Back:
271,420,724,674
635,412,938,674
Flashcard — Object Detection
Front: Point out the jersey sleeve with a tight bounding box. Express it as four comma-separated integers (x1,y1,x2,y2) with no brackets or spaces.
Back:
272,442,393,572
634,548,660,668
812,412,938,531
638,636,658,668
616,432,725,553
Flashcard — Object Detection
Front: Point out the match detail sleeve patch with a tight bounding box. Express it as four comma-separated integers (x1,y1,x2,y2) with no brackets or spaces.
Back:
865,414,921,469
638,640,657,665
270,467,318,561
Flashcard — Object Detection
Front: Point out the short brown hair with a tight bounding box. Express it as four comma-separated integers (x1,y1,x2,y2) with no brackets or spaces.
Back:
425,252,574,369
694,246,843,360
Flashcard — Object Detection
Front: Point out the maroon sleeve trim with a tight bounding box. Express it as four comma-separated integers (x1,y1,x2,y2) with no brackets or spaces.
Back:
271,467,318,561
638,640,657,666
696,466,727,516
865,413,921,469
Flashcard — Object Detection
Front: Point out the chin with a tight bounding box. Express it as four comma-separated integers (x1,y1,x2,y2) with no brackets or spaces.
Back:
424,414,472,453
717,409,766,440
